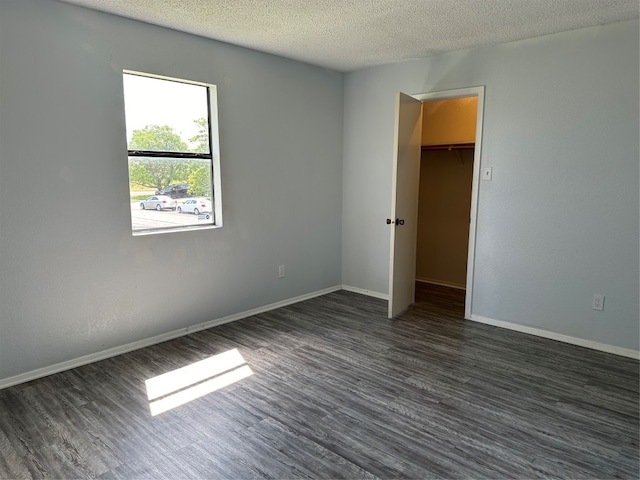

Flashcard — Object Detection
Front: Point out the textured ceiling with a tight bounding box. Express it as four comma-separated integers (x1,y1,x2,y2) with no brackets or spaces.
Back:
59,0,639,71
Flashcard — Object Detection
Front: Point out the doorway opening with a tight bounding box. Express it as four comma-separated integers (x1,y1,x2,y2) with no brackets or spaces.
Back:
388,86,484,320
415,96,478,315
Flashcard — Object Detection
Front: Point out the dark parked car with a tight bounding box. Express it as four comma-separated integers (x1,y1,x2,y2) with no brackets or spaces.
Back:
155,183,189,198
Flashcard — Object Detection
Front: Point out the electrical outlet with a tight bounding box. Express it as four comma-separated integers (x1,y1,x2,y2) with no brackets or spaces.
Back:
592,294,605,311
278,265,285,278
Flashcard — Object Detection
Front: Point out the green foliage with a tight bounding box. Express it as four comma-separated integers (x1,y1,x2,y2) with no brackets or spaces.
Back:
188,164,212,197
129,125,188,152
127,124,212,193
189,117,209,153
128,158,179,191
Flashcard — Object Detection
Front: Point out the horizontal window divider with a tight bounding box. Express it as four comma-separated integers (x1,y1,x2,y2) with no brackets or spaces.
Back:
128,150,212,159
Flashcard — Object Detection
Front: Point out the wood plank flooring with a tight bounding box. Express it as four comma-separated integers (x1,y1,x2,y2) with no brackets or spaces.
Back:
1,284,638,479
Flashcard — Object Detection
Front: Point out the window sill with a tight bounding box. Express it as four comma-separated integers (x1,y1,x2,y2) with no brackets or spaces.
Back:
132,223,222,236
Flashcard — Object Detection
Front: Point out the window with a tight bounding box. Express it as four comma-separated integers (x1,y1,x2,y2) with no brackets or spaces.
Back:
123,71,221,235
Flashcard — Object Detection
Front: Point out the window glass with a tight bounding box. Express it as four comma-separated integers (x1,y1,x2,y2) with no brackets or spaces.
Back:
123,72,220,235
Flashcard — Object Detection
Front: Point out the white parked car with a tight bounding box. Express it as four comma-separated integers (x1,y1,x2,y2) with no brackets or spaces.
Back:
140,195,177,211
177,198,212,215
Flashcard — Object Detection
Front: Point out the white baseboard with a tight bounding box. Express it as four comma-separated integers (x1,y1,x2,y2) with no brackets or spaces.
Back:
470,314,640,360
341,285,389,300
415,278,466,290
0,285,342,390
5,286,635,390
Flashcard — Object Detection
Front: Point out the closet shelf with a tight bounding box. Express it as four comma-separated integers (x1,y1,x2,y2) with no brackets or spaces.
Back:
421,143,475,151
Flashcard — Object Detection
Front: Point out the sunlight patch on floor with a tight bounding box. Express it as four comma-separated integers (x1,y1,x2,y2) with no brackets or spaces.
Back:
145,348,253,416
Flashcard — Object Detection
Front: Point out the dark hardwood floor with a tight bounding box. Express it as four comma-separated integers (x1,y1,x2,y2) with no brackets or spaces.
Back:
1,284,638,479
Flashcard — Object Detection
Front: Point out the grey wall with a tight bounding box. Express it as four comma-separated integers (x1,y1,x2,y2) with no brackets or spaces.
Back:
0,0,343,381
1,1,637,385
342,20,639,351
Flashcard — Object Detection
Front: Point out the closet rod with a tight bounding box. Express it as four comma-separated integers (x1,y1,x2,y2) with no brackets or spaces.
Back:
422,143,475,151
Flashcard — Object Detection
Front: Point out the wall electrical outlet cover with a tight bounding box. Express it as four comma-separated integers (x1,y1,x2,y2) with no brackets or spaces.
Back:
278,265,285,278
592,294,605,311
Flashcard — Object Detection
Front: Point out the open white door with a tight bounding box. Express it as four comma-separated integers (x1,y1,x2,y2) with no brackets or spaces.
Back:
388,93,422,318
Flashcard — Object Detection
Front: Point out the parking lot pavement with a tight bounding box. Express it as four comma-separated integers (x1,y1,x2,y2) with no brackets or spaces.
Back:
130,202,212,231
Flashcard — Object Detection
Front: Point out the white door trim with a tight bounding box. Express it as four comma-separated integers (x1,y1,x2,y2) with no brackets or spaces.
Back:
411,86,485,320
